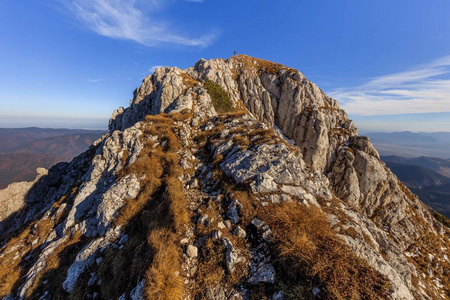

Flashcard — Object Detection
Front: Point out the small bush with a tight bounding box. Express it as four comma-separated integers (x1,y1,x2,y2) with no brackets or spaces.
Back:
204,80,234,113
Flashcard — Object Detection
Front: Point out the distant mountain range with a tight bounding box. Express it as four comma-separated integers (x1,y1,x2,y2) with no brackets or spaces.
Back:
381,155,450,218
353,131,450,217
0,128,105,188
366,131,450,158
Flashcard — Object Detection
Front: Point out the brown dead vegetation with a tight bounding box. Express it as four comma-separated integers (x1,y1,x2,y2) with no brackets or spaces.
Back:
406,231,450,298
0,169,89,299
104,112,191,299
146,229,184,300
179,73,199,91
229,55,297,76
29,231,89,299
265,202,391,300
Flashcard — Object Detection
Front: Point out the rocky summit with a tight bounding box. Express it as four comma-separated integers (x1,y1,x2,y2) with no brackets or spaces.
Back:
0,55,449,300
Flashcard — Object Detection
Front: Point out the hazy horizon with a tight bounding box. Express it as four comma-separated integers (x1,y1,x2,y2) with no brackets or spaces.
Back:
1,1,450,132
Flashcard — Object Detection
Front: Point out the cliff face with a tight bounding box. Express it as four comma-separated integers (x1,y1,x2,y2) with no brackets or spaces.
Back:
1,55,448,300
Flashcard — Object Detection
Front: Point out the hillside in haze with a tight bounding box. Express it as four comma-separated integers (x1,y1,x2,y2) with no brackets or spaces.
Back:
0,128,105,188
366,131,450,158
381,155,450,218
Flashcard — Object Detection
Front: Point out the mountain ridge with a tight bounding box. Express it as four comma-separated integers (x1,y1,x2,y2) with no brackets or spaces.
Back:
0,55,448,300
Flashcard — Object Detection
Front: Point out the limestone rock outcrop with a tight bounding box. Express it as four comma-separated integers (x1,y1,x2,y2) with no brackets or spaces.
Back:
0,55,448,300
0,168,47,222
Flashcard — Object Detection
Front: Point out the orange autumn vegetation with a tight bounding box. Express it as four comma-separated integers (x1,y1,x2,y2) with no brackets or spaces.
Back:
265,202,390,299
113,112,190,300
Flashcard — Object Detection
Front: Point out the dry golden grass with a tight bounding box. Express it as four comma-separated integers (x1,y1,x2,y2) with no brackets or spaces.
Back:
0,226,31,297
145,114,174,125
0,157,91,298
406,231,450,298
25,231,85,298
192,238,225,297
231,135,250,148
265,202,390,300
146,229,184,300
179,73,199,91
230,54,297,75
342,226,359,240
319,104,337,112
166,176,189,233
113,112,192,299
0,214,59,297
0,216,84,298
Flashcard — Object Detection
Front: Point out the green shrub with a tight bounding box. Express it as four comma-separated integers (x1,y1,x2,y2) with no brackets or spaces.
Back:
204,80,234,113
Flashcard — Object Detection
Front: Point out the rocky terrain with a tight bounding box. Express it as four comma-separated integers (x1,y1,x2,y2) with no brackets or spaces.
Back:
0,55,448,300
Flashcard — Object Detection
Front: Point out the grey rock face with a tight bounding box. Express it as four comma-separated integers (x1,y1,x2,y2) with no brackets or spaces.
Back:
0,167,47,222
248,264,276,285
1,56,448,300
186,245,198,258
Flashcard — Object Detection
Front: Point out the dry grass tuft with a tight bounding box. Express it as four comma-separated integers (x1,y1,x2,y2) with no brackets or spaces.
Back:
179,73,199,91
145,114,174,124
27,230,86,298
229,54,297,75
0,226,32,297
265,202,390,300
166,176,189,233
397,179,416,201
406,231,450,298
111,112,192,299
146,229,184,300
192,238,225,297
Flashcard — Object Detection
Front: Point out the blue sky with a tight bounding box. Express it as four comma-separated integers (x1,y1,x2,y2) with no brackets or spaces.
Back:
1,0,450,131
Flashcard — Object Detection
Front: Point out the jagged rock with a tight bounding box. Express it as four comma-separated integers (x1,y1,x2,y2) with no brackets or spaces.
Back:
227,200,241,224
205,286,226,300
62,228,121,293
217,221,226,229
222,237,245,274
0,167,47,221
233,226,247,239
186,245,198,258
119,234,129,245
87,273,98,286
197,214,209,226
130,280,144,300
272,291,284,300
248,264,276,285
211,230,222,239
0,55,448,300
251,218,265,228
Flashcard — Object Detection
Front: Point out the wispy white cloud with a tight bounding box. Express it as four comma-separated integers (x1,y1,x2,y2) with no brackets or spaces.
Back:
329,55,450,116
149,65,166,73
67,0,215,47
87,78,104,83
